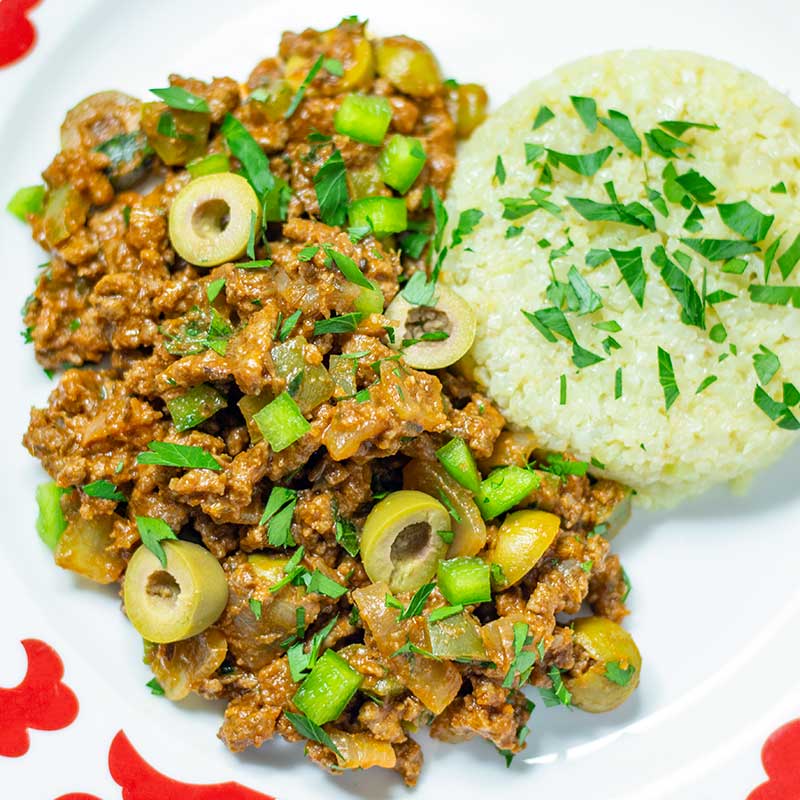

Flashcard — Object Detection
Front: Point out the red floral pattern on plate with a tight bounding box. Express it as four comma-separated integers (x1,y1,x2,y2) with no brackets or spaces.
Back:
0,638,79,757
0,0,41,67
55,795,102,800
747,718,800,799
106,730,275,800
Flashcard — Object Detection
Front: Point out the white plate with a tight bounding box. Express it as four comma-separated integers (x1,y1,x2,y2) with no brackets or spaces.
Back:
1,1,798,798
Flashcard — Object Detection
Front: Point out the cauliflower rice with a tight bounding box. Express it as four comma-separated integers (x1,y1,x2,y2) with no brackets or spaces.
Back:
444,51,800,507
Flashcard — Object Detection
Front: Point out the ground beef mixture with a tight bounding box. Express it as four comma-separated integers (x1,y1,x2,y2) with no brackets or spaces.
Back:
19,18,636,786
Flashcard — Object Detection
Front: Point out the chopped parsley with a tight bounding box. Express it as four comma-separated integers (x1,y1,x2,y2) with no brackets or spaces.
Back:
206,278,225,304
284,55,324,118
543,453,589,478
777,233,800,280
146,678,165,696
645,128,689,159
753,345,780,385
658,119,718,137
249,598,263,620
770,182,788,194
754,385,799,430
567,193,656,232
150,86,209,112
83,479,126,503
532,105,555,129
539,666,572,707
298,245,320,261
305,570,347,598
391,639,439,661
599,109,642,156
428,604,464,623
615,367,623,399
680,238,759,262
657,346,680,412
570,95,598,132
609,247,647,308
221,114,275,198
334,513,360,557
284,711,342,758
524,142,545,164
451,208,484,246
313,312,363,335
502,622,539,689
748,285,800,308
390,582,435,621
604,660,636,686
505,225,524,238
278,309,302,341
675,169,717,204
652,246,705,329
718,200,774,242
586,248,611,268
401,270,437,306
494,155,507,184
137,441,222,471
326,247,373,290
683,205,705,233
135,516,178,568
559,373,567,405
313,147,349,226
260,486,298,547
547,146,613,177
322,57,344,77
695,375,718,394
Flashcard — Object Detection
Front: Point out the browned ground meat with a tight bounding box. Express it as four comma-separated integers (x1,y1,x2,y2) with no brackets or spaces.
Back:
19,16,636,787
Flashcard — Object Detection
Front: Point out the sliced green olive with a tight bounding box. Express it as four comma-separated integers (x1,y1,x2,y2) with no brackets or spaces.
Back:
565,617,642,713
168,173,261,267
42,184,89,247
141,102,210,166
385,284,476,370
449,83,489,139
402,458,486,557
124,540,229,644
360,490,450,592
427,610,486,661
488,510,560,589
60,90,142,150
375,36,442,97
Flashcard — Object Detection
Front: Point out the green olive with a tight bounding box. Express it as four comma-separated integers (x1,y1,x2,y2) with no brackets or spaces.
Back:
124,540,229,644
61,90,142,150
427,610,486,661
141,102,210,166
360,490,450,592
403,458,486,557
168,173,261,267
450,83,489,139
375,36,442,97
565,617,642,713
42,184,89,247
488,510,560,589
385,284,476,370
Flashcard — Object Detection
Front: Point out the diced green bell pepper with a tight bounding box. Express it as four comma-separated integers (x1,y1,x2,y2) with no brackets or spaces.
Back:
348,196,407,236
7,185,45,222
475,466,540,519
334,94,393,146
437,556,492,605
253,391,311,452
166,384,227,431
436,437,481,494
378,135,426,194
187,152,231,178
293,649,363,725
35,482,69,550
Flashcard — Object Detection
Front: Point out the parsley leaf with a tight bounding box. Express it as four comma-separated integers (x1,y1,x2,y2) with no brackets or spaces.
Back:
675,169,717,204
695,375,718,394
718,200,774,242
615,367,623,399
502,622,538,689
610,247,647,307
658,119,719,136
249,598,263,620
604,661,636,686
284,711,342,757
150,86,209,112
494,155,507,184
777,233,800,280
748,285,800,308
566,195,655,231
206,278,225,304
278,309,302,341
539,666,572,707
570,96,598,132
391,639,439,660
401,270,437,306
304,570,347,598
396,582,435,621
428,604,464,622
83,479,126,503
586,248,611,268
657,347,680,412
137,441,222,471
754,385,800,430
753,345,780,385
146,678,165,696
285,55,324,118
645,128,689,159
524,143,545,164
599,109,642,155
322,57,344,77
543,453,589,478
313,147,349,226
533,105,555,129
567,266,602,315
680,238,759,262
501,188,561,219
770,181,788,194
313,313,363,335
136,516,178,568
334,513,360,557
652,246,705,328
260,486,297,547
221,114,275,198
547,146,613,177
451,208,484,246
327,248,374,290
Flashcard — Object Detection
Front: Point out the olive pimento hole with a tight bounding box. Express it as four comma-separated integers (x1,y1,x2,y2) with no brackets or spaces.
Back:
146,570,181,604
192,198,231,238
391,521,432,563
404,307,451,341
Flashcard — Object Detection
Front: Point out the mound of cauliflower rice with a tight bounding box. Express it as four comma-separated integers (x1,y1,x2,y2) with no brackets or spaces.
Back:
444,51,800,507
